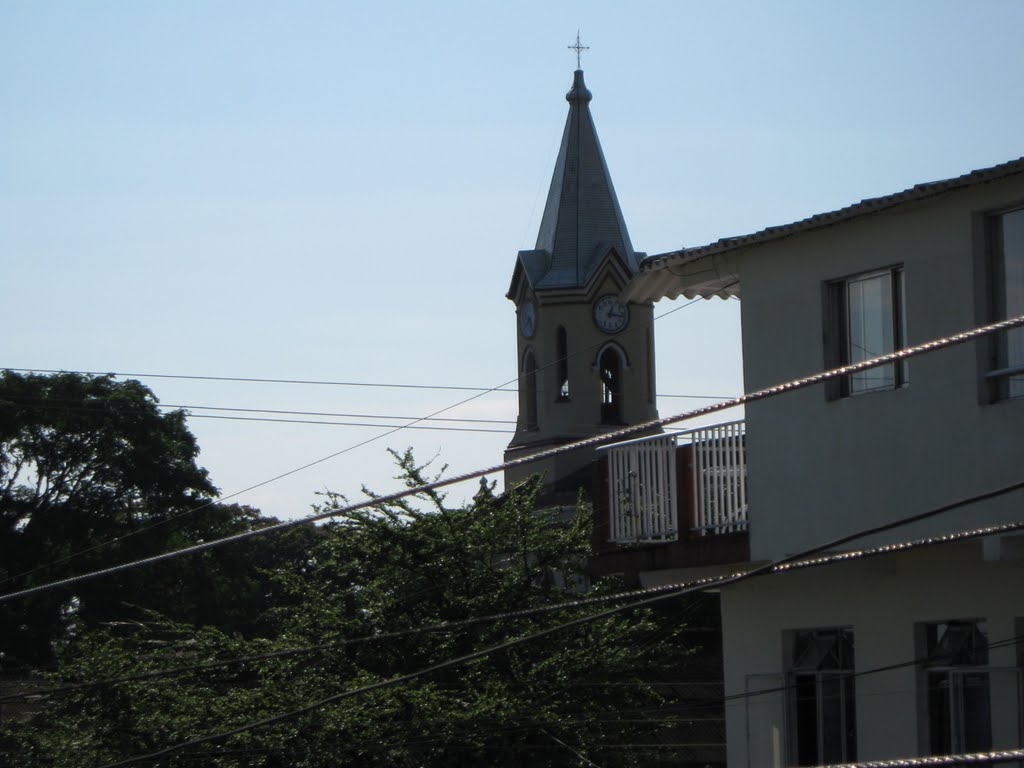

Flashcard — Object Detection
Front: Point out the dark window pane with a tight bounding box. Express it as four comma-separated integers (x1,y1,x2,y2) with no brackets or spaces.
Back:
962,673,993,752
795,674,819,766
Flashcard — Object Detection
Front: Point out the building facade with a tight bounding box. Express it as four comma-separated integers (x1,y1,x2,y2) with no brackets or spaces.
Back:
610,159,1024,765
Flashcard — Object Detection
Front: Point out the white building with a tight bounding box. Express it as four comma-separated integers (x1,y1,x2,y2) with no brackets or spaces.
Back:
599,158,1024,765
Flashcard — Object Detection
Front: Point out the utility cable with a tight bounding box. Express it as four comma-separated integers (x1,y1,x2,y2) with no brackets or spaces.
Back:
0,368,517,393
0,397,512,434
813,748,1024,767
0,293,719,587
186,413,511,432
4,489,1021,707
2,366,730,401
96,473,1024,767
1,366,729,401
2,312,1022,604
0,578,718,704
2,396,516,424
0,369,524,589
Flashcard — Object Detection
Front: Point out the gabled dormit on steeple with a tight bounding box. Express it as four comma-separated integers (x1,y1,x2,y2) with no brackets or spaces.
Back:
509,70,641,297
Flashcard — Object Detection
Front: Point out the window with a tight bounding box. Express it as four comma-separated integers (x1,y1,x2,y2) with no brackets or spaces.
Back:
987,207,1024,399
826,266,907,397
920,620,991,755
556,326,570,401
598,347,622,424
522,349,538,430
787,627,857,766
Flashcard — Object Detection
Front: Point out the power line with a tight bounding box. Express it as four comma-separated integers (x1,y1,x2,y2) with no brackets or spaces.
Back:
5,490,1021,708
187,413,512,433
2,395,516,424
2,366,730,401
0,368,524,588
0,584,716,705
4,512,1019,716
5,517,1023,765
3,312,1022,604
168,402,514,423
814,748,1024,767
95,478,1024,767
1,367,518,393
0,294,720,586
2,399,512,436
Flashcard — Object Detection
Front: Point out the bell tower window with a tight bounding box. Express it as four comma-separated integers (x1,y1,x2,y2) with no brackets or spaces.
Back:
599,346,623,424
556,326,570,401
523,349,539,430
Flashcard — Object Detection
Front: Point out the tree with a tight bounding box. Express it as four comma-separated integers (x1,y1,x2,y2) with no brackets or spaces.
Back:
1,451,696,767
0,371,311,667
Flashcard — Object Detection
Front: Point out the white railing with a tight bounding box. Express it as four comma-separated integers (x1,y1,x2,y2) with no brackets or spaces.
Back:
603,433,678,543
691,420,748,534
599,420,748,545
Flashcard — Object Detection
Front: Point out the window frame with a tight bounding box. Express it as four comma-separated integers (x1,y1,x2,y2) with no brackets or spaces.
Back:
824,265,908,399
917,619,992,756
979,205,1024,402
597,344,624,425
785,626,857,767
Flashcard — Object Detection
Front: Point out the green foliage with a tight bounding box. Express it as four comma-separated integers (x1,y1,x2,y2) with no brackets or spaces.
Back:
0,372,318,667
1,449,693,767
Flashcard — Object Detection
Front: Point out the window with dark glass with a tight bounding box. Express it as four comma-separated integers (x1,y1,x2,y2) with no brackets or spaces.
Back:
920,620,991,756
787,627,857,766
987,207,1024,400
826,266,907,397
523,349,538,430
599,347,622,424
556,326,570,401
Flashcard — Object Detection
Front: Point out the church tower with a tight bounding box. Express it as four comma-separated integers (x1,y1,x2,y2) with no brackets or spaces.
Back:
505,68,659,502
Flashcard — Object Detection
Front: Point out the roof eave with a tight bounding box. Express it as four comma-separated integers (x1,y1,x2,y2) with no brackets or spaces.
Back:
628,155,1024,303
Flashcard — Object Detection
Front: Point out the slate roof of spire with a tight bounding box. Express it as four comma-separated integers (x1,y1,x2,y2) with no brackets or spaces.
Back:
510,70,640,295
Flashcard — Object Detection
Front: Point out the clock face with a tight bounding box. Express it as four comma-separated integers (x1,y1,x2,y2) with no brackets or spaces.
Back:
519,300,536,339
593,294,629,334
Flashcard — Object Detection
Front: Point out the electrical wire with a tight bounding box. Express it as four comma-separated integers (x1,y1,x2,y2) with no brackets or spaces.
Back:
94,473,1024,767
0,580,716,704
1,366,730,401
815,748,1024,767
0,400,514,434
5,495,1021,709
1,395,516,424
2,313,1022,604
0,367,518,393
0,293,722,587
186,413,512,432
0,368,523,589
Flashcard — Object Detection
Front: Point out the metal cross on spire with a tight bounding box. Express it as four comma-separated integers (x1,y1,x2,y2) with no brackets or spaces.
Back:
568,31,589,69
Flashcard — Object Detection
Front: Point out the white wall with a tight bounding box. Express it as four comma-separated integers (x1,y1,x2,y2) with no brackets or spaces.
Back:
720,541,1024,766
733,175,1024,562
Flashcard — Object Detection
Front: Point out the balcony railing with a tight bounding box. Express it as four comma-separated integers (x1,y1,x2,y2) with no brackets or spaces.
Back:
604,433,679,543
690,420,748,535
598,420,748,545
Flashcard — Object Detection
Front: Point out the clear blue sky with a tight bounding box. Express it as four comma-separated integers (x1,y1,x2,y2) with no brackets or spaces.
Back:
3,1,1023,519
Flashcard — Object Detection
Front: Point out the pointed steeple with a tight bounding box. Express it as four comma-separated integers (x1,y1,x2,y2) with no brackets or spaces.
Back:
525,69,639,291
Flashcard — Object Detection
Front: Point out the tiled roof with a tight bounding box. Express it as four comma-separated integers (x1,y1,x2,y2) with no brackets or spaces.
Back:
630,156,1024,301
